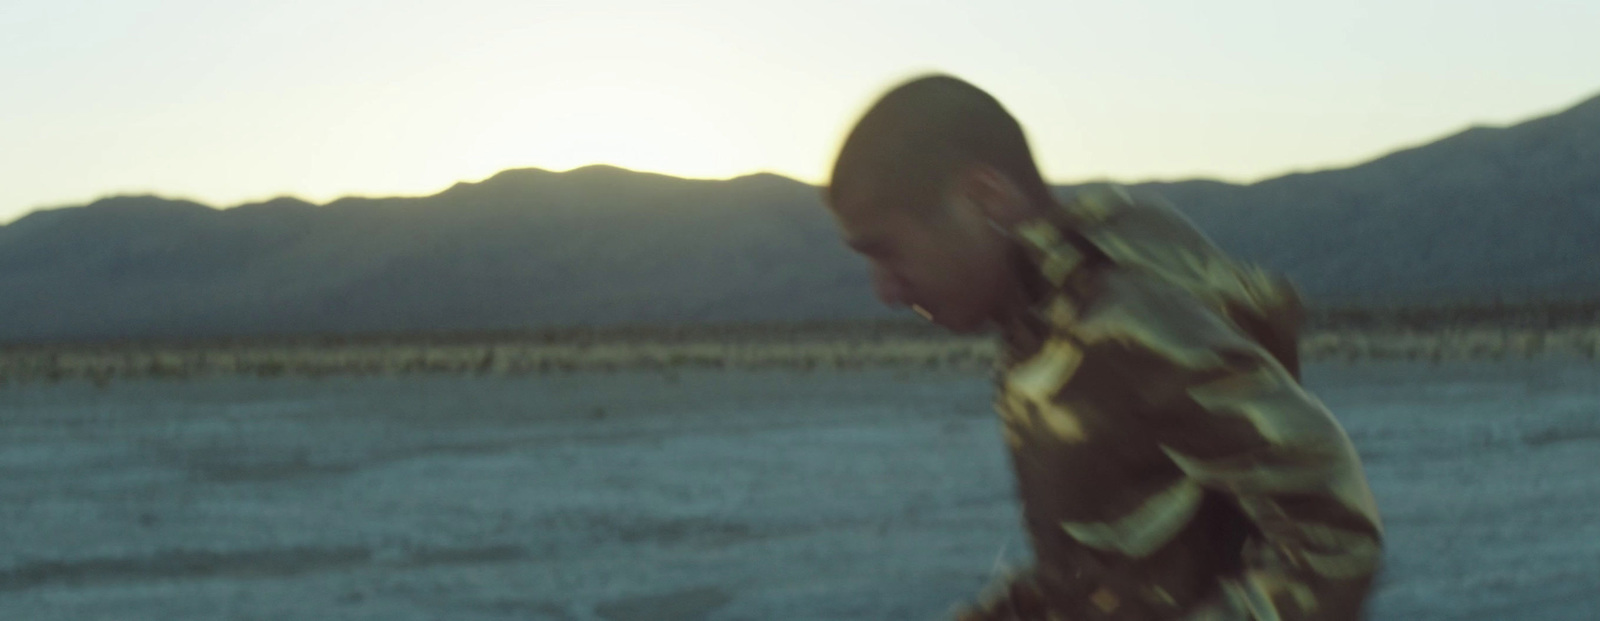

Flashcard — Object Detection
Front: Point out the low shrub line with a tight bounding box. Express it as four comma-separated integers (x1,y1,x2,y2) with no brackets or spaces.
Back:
2,325,1595,385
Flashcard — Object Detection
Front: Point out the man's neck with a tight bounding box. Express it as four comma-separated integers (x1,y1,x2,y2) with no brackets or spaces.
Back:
990,239,1053,362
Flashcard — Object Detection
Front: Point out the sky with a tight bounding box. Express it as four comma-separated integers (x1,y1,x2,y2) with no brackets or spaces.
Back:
2,0,1597,223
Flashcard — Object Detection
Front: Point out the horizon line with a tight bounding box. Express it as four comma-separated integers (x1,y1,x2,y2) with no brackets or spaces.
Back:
9,86,1595,224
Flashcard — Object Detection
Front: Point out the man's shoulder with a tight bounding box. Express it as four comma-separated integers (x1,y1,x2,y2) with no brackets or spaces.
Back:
1061,185,1231,277
1064,266,1264,373
1018,186,1306,372
1058,184,1301,319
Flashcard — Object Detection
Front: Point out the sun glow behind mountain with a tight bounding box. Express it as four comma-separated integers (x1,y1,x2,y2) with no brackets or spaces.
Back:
3,0,1598,223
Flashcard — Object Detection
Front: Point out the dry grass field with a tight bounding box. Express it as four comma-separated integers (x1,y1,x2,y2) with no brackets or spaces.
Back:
2,315,1597,385
1,302,1596,620
1,360,1595,620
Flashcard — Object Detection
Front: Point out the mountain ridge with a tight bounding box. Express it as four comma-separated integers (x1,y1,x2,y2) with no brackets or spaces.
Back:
3,90,1597,341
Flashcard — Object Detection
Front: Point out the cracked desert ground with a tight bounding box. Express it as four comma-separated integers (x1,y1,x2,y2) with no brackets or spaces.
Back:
1,358,1596,620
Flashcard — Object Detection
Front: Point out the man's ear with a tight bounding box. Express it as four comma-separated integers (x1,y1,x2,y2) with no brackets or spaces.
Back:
957,164,1034,226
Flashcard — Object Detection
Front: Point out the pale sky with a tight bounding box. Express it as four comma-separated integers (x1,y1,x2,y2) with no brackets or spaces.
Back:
3,0,1597,223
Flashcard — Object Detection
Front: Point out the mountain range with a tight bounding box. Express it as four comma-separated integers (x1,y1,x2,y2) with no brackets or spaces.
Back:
3,91,1597,342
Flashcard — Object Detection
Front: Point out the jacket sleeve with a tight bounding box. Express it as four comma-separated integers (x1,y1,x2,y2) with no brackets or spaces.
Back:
1085,268,1385,621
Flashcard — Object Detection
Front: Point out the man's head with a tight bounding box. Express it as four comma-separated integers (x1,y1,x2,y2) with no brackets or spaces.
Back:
825,74,1053,333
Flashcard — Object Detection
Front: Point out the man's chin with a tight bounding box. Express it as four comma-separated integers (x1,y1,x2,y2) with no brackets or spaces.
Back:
920,309,988,334
941,318,991,334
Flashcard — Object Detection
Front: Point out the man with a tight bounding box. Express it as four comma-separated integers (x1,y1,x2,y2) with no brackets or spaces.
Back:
824,75,1384,620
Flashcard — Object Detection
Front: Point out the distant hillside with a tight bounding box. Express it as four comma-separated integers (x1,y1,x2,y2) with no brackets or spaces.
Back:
2,91,1597,342
0,168,878,341
1132,91,1600,304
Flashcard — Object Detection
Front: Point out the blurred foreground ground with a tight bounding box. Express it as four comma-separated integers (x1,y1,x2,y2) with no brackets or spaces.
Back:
0,359,1596,620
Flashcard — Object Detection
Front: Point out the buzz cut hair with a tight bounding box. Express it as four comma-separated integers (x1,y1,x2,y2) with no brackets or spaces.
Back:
828,74,1054,213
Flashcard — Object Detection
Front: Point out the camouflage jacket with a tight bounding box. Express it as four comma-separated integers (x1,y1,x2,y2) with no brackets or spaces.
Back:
968,185,1383,621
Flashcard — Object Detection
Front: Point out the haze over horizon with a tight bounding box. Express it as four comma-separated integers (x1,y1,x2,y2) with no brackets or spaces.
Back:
5,0,1598,223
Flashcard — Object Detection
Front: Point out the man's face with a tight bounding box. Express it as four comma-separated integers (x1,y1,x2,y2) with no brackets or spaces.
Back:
827,184,1015,333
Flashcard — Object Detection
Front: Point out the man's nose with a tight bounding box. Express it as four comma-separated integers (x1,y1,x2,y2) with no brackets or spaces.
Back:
871,267,908,307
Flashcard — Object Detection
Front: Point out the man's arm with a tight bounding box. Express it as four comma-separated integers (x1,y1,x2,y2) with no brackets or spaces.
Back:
1102,269,1385,621
953,270,1382,620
